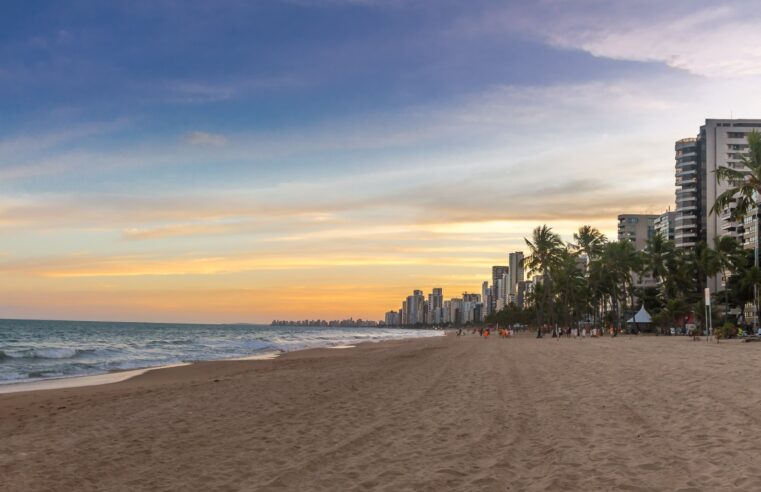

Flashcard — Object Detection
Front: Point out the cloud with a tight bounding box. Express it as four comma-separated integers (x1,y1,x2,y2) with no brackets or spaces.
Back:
183,131,228,146
468,0,761,78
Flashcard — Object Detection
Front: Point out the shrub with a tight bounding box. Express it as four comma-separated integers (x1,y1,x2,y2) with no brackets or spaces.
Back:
715,322,737,340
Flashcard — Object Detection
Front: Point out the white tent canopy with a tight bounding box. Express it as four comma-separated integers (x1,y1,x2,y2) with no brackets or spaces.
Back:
627,306,652,324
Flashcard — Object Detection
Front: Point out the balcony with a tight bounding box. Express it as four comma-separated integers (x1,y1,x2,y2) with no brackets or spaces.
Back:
675,160,697,169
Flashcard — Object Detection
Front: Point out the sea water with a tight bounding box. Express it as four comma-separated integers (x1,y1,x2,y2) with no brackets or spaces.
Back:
0,319,442,385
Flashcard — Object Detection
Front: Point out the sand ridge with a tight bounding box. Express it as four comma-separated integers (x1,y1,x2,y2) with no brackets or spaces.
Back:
2,334,761,491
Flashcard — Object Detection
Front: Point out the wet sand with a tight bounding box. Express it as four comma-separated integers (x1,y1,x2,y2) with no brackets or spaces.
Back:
2,334,761,491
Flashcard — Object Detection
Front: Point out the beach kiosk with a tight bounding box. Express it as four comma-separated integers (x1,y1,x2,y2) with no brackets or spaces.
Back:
627,306,653,333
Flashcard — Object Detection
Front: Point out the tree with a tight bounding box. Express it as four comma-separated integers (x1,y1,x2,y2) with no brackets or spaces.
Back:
551,249,588,333
599,240,641,334
710,235,745,321
711,130,761,220
710,131,761,327
693,241,717,295
644,233,675,288
572,225,607,262
524,225,564,337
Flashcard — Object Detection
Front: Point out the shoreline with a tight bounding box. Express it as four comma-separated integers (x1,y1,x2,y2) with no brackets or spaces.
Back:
0,363,191,395
0,335,438,395
0,350,287,396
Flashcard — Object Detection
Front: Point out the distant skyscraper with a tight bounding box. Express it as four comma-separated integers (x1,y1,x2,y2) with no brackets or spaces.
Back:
508,252,524,298
412,290,425,324
404,295,414,325
429,288,443,309
384,311,400,326
428,288,444,325
491,265,508,310
481,281,491,316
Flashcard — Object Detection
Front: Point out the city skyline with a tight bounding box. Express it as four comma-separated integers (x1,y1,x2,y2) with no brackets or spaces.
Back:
4,1,761,323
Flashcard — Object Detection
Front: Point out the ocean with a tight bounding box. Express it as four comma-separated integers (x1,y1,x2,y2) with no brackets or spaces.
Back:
0,319,442,386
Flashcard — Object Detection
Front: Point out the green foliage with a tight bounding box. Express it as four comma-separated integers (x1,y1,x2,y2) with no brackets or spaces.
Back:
715,321,738,340
485,303,534,326
516,209,757,336
711,130,761,220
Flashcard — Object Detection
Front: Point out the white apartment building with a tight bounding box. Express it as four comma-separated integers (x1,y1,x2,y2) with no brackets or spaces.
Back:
674,138,701,249
703,119,761,245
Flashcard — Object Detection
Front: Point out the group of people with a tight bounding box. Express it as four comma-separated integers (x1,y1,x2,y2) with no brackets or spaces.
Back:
552,327,603,338
454,325,614,338
455,327,515,338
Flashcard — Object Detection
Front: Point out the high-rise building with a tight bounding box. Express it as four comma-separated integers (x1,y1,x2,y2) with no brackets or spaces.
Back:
508,252,524,298
449,298,463,325
403,290,426,325
743,204,760,251
674,137,701,249
669,119,761,292
617,214,658,250
403,295,414,325
428,288,444,325
481,281,491,316
491,265,509,313
413,290,425,324
384,311,400,326
701,119,761,246
654,210,676,242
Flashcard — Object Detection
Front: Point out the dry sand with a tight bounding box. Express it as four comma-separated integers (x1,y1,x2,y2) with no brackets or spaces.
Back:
2,334,761,491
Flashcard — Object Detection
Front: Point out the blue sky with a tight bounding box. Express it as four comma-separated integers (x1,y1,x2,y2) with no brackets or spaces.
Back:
3,0,761,322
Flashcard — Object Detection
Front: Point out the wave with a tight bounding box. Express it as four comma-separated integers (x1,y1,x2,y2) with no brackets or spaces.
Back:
146,339,194,347
0,348,98,361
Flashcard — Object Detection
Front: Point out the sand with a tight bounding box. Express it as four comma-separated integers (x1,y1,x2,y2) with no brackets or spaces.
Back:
2,333,761,491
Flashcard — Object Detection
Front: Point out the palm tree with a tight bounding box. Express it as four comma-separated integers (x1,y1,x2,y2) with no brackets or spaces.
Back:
693,241,716,295
643,234,677,333
572,225,607,264
711,131,761,327
644,233,675,286
599,241,641,334
711,235,744,321
552,249,588,333
571,226,607,331
711,130,761,220
524,225,564,337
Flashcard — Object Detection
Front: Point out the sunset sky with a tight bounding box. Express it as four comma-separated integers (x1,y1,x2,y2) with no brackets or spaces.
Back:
3,1,761,322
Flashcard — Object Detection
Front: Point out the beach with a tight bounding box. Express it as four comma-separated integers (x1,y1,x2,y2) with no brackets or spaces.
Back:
3,334,761,491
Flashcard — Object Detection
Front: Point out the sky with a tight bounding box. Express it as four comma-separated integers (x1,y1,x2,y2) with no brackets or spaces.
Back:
3,0,761,323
